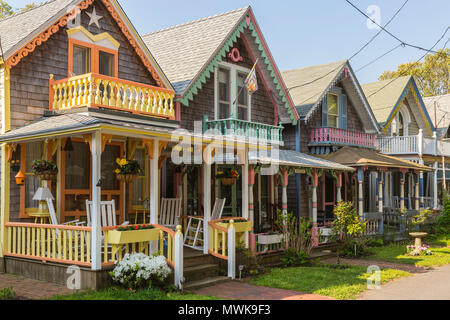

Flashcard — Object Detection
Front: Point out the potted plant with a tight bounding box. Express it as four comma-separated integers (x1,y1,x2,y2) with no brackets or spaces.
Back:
115,158,142,183
216,168,240,186
108,224,160,245
31,159,58,181
217,219,252,242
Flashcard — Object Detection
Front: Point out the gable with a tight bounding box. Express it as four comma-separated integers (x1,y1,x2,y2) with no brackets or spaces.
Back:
0,0,171,89
142,7,298,124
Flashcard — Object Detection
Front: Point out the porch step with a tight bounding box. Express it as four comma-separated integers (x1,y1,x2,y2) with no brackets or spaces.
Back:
184,276,229,291
184,264,219,283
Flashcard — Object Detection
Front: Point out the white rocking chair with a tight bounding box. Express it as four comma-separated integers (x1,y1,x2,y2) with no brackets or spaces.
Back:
159,198,182,230
184,198,226,251
85,200,129,227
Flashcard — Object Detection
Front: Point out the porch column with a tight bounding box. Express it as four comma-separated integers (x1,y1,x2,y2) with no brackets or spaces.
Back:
274,174,279,210
434,162,438,209
0,143,10,266
241,149,249,247
420,171,425,209
336,172,342,203
202,161,211,255
400,170,406,210
281,168,289,216
415,172,420,210
312,169,319,246
358,167,364,217
378,170,384,213
91,131,102,271
150,139,159,225
248,165,255,227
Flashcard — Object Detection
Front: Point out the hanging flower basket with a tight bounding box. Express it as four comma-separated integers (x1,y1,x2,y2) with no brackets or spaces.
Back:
221,178,237,186
32,159,58,181
116,174,138,183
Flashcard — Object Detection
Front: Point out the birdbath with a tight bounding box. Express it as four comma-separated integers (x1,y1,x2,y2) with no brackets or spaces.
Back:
409,232,428,248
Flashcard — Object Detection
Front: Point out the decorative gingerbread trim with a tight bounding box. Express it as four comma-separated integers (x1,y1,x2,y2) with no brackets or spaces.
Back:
6,0,166,88
228,48,243,63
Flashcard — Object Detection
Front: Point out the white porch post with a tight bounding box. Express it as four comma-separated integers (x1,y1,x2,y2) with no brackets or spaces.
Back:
336,172,342,203
248,165,255,228
91,131,102,271
150,139,159,225
400,170,406,210
434,162,439,209
415,172,420,210
227,220,236,279
241,149,249,248
203,161,211,255
358,168,364,217
378,170,384,213
174,226,184,289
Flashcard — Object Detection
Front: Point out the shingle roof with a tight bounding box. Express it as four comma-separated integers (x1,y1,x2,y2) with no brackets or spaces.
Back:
0,0,76,59
249,149,354,171
423,94,450,131
361,76,412,125
141,7,249,95
281,60,347,117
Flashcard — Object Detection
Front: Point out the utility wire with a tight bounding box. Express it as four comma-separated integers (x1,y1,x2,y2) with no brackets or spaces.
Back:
345,0,438,54
366,26,450,99
356,43,403,72
287,0,408,93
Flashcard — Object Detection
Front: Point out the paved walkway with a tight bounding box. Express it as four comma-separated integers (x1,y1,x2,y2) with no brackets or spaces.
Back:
193,281,334,300
360,265,450,300
0,273,72,300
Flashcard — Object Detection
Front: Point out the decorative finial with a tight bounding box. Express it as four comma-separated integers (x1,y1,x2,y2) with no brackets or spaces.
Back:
176,225,182,235
49,74,54,80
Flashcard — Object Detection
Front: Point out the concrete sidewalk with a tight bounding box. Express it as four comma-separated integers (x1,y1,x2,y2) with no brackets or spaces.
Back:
360,265,450,300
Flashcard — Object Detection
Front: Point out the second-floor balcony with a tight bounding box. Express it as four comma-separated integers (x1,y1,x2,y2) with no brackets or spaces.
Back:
49,73,175,120
376,132,450,157
203,116,284,144
309,127,376,149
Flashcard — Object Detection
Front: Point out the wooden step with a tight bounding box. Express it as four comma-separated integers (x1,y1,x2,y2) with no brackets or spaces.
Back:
184,254,216,268
184,276,229,291
184,264,219,283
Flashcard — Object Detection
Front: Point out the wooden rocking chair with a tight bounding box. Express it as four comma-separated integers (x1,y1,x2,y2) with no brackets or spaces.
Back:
85,200,129,227
184,198,226,251
159,198,182,230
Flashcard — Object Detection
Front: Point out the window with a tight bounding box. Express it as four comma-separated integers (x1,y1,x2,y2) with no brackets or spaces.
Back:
218,68,231,119
23,142,43,212
99,50,115,77
73,45,91,76
215,62,251,121
398,112,404,136
328,93,339,128
237,72,249,120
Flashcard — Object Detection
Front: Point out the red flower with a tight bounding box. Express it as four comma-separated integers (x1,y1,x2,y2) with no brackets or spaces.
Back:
134,225,139,230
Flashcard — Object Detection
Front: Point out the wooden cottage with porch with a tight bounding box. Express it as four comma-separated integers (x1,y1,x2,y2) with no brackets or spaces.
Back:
0,2,353,289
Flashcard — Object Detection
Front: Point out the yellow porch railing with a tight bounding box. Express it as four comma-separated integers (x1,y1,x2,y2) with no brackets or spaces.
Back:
49,73,175,120
4,222,92,267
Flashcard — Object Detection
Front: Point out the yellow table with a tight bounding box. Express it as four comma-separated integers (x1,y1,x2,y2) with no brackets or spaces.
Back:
134,209,150,224
29,212,51,224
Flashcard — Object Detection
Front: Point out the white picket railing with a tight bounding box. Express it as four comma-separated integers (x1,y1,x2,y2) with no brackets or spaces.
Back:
377,132,450,157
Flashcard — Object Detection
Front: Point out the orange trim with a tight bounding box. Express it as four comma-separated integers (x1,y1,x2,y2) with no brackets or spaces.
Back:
5,0,165,88
3,253,92,267
5,222,92,231
6,143,17,162
208,250,228,261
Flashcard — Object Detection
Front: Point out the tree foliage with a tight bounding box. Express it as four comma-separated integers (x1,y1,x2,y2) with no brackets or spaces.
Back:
0,1,36,19
379,48,450,97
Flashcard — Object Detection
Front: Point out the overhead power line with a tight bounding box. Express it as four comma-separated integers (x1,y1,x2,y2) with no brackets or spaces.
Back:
356,44,403,72
345,0,438,54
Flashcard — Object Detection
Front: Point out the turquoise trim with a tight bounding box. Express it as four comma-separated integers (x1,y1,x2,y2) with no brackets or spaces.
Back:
176,17,297,125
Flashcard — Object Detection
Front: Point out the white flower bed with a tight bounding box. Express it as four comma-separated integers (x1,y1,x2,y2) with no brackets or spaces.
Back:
111,253,172,289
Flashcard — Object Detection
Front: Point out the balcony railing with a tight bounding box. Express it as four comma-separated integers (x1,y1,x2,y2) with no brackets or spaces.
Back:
376,132,450,157
309,127,376,148
203,116,284,143
49,73,175,120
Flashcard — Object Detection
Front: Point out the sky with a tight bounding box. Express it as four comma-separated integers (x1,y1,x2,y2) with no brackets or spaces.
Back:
9,0,450,84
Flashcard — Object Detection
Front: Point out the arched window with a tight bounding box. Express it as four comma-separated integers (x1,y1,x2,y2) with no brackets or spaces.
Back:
398,112,404,136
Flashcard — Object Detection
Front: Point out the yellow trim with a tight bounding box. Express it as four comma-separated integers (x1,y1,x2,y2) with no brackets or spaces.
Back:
67,26,121,49
1,144,10,258
1,66,11,134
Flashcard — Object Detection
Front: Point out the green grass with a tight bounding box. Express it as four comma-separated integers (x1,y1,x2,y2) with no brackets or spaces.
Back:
49,287,218,300
249,265,410,300
429,234,450,247
367,243,450,268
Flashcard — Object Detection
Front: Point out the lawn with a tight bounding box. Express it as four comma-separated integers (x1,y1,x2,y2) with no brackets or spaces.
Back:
249,265,410,300
50,287,218,300
366,243,450,268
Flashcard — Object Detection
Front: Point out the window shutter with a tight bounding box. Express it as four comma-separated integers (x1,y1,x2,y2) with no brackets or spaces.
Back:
340,94,348,129
322,94,328,127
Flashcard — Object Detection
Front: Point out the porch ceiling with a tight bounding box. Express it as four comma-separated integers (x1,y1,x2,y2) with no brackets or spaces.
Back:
320,146,432,171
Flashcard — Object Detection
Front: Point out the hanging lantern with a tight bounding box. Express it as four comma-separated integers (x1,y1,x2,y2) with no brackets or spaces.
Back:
64,137,74,152
15,170,26,185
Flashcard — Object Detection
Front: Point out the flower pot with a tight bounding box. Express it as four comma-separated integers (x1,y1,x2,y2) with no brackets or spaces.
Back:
36,172,57,181
108,228,160,245
217,220,252,233
116,174,138,183
221,178,237,186
257,234,284,245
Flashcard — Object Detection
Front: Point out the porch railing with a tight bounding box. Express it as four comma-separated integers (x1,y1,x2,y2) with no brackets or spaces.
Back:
363,212,383,235
49,73,175,120
309,127,376,148
376,136,419,154
4,222,92,267
203,116,284,143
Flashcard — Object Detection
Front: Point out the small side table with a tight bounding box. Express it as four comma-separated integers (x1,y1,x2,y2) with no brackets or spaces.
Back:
29,212,51,224
134,209,150,224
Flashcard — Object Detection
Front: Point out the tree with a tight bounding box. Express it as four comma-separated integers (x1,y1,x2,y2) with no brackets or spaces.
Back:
379,48,450,97
0,0,13,19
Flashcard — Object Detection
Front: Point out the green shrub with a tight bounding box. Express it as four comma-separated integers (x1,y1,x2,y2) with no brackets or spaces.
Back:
281,249,310,267
0,287,16,300
438,191,450,234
